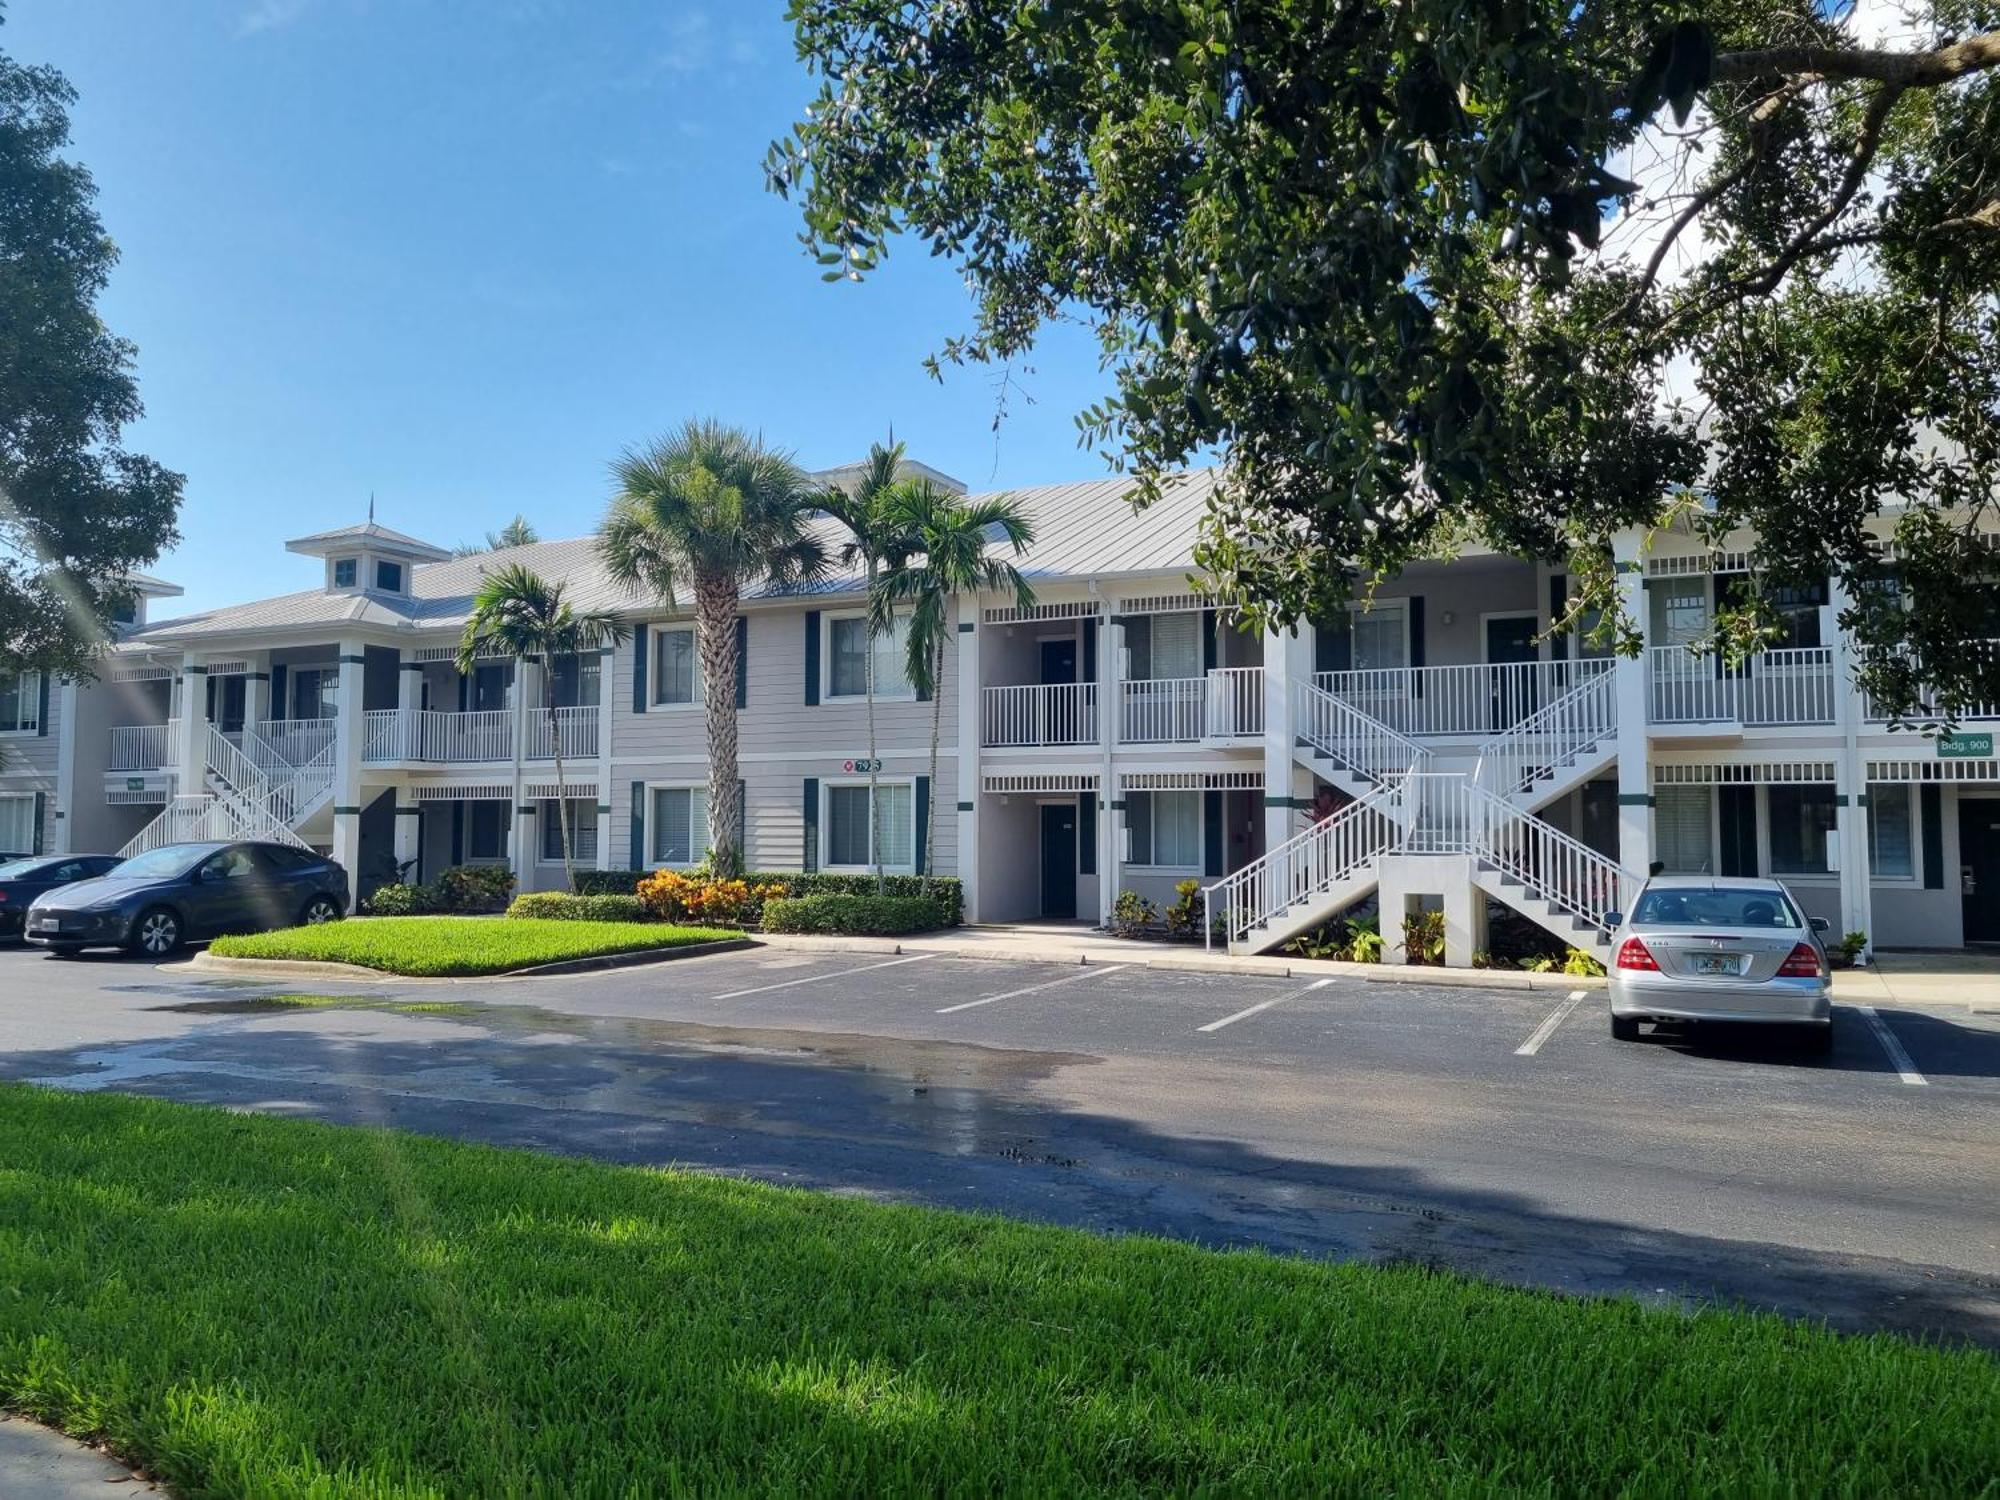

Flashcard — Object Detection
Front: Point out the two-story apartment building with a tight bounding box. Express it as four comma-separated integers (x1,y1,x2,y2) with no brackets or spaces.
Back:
19,464,1999,968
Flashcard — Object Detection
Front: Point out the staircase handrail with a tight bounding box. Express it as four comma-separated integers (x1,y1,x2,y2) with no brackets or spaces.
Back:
206,726,274,812
117,793,258,859
1459,777,1640,934
1294,677,1430,785
1203,778,1410,949
1474,662,1614,800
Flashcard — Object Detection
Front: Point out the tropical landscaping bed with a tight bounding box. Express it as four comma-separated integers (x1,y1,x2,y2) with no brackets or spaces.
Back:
3,1085,1994,1495
208,916,737,977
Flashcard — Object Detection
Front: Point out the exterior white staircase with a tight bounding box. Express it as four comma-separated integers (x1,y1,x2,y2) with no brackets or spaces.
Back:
1208,778,1412,951
1474,664,1616,815
1292,677,1432,795
120,727,336,857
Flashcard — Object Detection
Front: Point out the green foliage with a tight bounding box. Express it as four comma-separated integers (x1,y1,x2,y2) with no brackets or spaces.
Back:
6,1085,1994,1496
506,892,649,924
1520,954,1559,973
1404,910,1447,966
1841,931,1869,962
575,869,964,926
1109,890,1158,938
430,865,517,913
1283,912,1383,963
761,892,944,936
773,2,2000,721
0,33,184,678
1163,879,1204,938
1344,916,1385,965
209,917,733,976
1563,947,1608,977
361,882,423,917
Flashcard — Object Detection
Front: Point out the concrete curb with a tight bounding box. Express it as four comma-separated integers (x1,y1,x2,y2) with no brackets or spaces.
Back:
0,1412,159,1497
187,937,759,985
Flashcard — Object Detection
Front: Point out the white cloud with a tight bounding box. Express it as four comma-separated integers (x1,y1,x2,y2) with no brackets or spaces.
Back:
236,0,312,36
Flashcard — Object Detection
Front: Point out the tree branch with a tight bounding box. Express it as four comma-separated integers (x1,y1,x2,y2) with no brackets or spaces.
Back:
1714,31,2000,88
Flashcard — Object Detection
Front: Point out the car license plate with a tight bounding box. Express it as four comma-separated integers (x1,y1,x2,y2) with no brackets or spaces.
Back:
1695,954,1742,976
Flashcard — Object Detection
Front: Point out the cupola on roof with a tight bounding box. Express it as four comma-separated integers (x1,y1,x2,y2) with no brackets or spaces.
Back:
284,521,453,564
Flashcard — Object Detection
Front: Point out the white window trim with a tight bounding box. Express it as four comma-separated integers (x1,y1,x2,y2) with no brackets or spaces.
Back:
646,625,705,711
1346,598,1411,673
0,671,42,736
643,780,711,869
1866,783,1920,886
1123,787,1203,874
822,609,916,704
820,776,918,874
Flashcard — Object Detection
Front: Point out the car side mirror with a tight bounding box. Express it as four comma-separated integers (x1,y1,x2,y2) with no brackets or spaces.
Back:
1605,911,1623,929
1810,917,1830,934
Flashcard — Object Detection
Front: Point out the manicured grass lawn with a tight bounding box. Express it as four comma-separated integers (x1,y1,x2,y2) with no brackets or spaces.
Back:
2,1087,1993,1496
208,916,738,975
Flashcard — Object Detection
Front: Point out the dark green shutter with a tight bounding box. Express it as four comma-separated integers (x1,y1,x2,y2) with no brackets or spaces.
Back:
1549,574,1567,652
31,793,45,854
804,612,821,705
36,674,50,736
802,777,819,871
1719,786,1757,877
450,802,464,865
1082,621,1098,682
1201,609,1218,673
914,775,930,876
270,664,288,720
629,781,646,869
1202,790,1224,878
1077,793,1097,875
1408,598,1425,698
1315,619,1351,673
631,624,649,713
1922,784,1943,889
734,616,748,708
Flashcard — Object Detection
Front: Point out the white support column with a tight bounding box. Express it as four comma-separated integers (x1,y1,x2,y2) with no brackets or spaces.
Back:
595,644,615,870
509,655,533,892
1828,580,1873,949
1102,604,1124,921
1611,534,1652,880
392,791,422,884
329,640,366,900
1262,623,1312,853
955,602,981,918
53,678,77,853
396,649,423,764
173,652,209,792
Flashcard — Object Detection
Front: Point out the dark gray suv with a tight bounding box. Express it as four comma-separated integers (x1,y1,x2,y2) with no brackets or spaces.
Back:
24,841,347,957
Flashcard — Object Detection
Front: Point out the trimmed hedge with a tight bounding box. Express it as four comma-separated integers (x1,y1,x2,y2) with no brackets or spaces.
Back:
575,869,963,926
506,892,648,923
761,893,945,936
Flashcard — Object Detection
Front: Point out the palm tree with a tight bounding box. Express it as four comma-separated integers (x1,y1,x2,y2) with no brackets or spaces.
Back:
817,441,918,892
457,563,627,891
874,482,1036,890
599,419,828,876
454,515,541,557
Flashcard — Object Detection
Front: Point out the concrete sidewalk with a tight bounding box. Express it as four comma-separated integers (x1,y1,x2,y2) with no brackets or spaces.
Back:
0,1413,158,1497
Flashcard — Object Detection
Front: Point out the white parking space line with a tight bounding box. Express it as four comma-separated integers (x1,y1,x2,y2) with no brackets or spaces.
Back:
1857,1004,1928,1086
1198,979,1334,1034
936,964,1130,1015
1515,989,1589,1057
712,954,934,1000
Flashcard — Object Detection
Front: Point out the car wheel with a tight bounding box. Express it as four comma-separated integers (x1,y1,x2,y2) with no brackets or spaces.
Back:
1798,1022,1834,1056
46,944,83,959
1610,1014,1641,1042
299,895,342,927
131,907,183,958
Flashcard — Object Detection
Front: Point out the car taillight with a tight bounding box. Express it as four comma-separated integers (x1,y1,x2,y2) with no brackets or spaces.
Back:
1777,943,1821,977
1615,937,1657,971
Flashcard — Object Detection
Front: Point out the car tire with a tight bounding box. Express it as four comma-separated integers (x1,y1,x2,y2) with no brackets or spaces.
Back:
1610,1014,1641,1042
1798,1022,1834,1056
299,895,342,927
46,944,83,959
130,907,183,958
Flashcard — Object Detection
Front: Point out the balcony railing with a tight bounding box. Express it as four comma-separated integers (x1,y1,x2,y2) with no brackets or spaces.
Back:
108,721,177,772
1316,660,1610,737
526,705,601,761
1648,646,1836,726
1861,640,2000,722
255,718,337,767
1121,676,1209,743
981,683,1099,747
1204,667,1265,739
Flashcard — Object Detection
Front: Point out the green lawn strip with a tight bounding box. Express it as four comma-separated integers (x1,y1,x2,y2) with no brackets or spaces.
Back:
1,1087,1993,1496
207,916,737,976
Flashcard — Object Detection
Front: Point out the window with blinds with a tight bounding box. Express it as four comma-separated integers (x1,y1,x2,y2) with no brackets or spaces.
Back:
0,795,35,854
1868,784,1915,879
828,615,913,698
824,782,913,869
1126,613,1202,681
1349,601,1407,671
540,799,598,863
1654,785,1715,874
1769,785,1837,874
650,786,709,866
652,628,699,706
0,672,40,733
1127,790,1201,868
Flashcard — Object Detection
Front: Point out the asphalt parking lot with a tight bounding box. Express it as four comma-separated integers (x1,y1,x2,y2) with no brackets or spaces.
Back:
3,940,1997,1345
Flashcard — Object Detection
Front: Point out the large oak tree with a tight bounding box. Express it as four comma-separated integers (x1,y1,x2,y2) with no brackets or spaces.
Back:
770,0,2000,722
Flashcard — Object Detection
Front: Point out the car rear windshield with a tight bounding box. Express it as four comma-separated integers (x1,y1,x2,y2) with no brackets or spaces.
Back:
0,858,51,880
1632,888,1802,929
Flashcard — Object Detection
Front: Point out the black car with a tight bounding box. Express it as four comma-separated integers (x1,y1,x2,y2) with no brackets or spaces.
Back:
0,854,126,938
24,840,348,957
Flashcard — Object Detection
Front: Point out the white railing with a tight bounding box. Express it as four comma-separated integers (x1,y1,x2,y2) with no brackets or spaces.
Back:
270,738,336,830
254,718,336,767
1317,660,1609,737
1204,667,1265,739
362,709,405,763
526,705,601,761
206,725,273,810
1121,677,1207,743
119,794,258,858
1295,678,1430,785
1648,646,1836,725
1476,667,1617,803
1205,778,1410,948
1861,640,2000,722
415,709,513,763
109,721,177,771
981,683,1100,747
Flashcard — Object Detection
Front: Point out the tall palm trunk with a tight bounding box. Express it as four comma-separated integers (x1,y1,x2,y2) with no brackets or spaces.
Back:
696,570,743,875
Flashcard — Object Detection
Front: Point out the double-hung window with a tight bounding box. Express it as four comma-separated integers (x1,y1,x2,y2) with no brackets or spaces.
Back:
466,800,508,861
649,785,710,866
1769,785,1838,875
540,799,597,863
1867,784,1915,880
827,614,912,699
0,795,37,854
1126,790,1201,869
824,781,913,870
0,672,40,734
1653,785,1715,875
374,559,404,592
652,627,700,707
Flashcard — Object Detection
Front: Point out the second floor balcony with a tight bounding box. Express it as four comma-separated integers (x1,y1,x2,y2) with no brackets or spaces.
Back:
1647,646,1837,727
361,706,599,764
977,668,1266,749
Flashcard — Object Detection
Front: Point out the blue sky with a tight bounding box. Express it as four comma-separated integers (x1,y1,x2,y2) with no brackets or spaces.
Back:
6,0,1114,616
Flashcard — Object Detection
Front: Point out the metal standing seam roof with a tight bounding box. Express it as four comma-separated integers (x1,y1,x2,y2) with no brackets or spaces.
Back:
124,469,1223,646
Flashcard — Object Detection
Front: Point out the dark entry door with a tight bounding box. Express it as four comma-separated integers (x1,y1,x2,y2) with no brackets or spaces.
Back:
1960,800,2000,941
1040,802,1078,919
1486,616,1540,729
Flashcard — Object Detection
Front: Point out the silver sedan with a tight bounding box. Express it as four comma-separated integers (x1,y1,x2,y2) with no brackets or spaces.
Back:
1607,876,1833,1052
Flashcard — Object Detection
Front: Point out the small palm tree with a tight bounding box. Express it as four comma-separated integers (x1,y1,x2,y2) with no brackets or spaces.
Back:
818,441,919,891
453,515,541,557
457,563,627,890
875,483,1036,890
599,419,828,876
